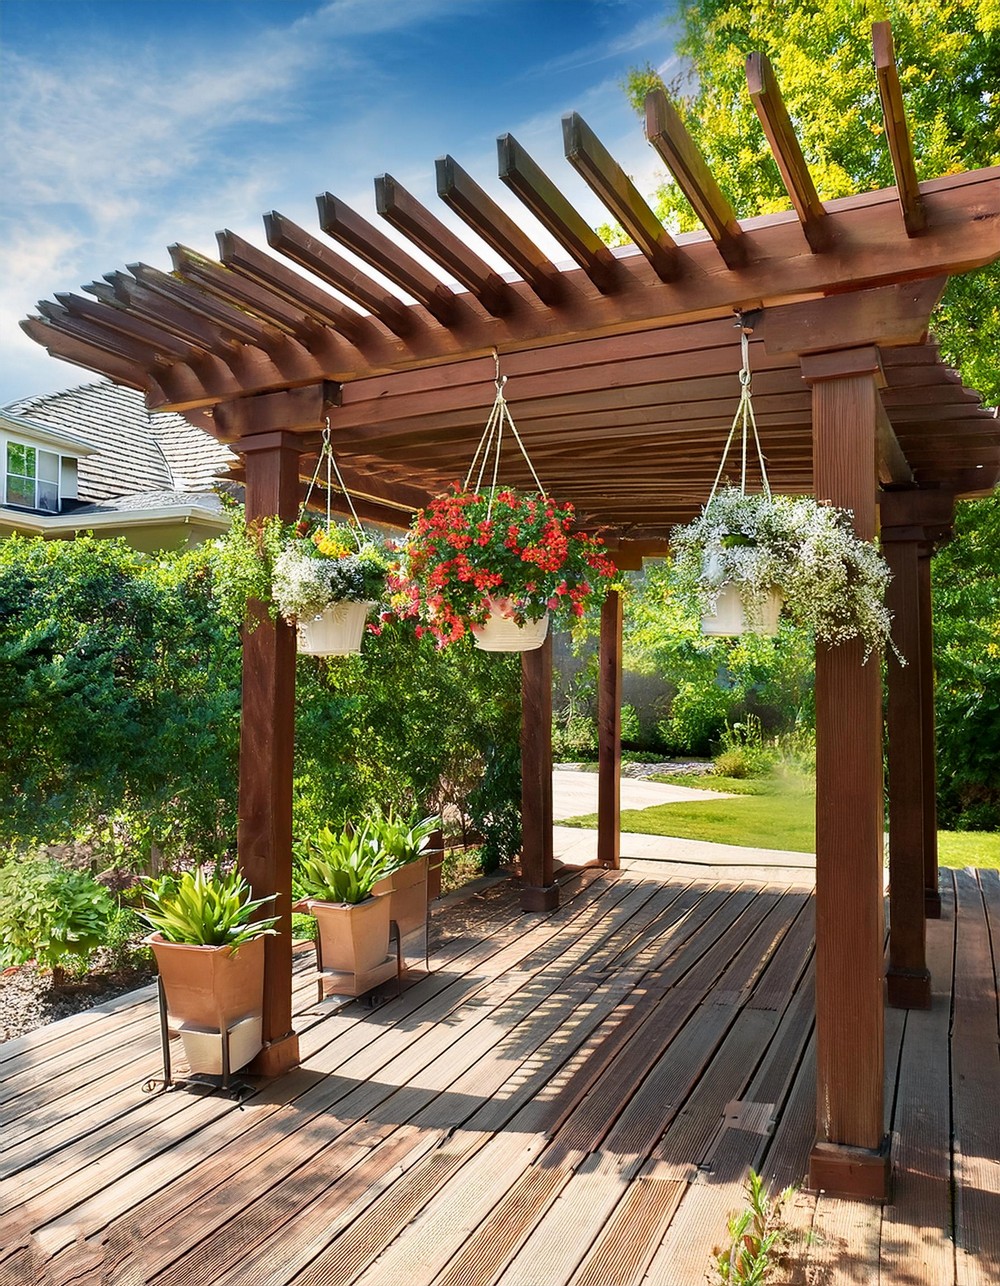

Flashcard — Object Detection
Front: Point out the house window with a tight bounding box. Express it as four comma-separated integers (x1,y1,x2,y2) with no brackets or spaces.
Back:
5,443,60,512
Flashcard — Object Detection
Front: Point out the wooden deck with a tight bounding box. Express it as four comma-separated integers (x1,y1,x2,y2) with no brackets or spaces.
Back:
1,863,998,1286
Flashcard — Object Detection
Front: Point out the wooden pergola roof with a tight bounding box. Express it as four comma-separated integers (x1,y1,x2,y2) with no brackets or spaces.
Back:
21,30,1000,542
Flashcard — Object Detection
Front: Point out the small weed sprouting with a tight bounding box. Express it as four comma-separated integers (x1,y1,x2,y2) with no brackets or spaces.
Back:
712,1169,796,1285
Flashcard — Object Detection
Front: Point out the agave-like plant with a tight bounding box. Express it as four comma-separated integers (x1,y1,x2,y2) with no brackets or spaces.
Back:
294,824,396,905
138,867,278,948
366,809,439,873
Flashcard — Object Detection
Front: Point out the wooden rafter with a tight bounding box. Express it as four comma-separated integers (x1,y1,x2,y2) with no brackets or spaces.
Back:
436,154,565,305
217,230,370,341
497,132,620,294
264,211,414,335
316,192,459,325
374,173,514,317
562,112,681,281
873,21,927,236
53,291,197,362
169,244,318,338
746,53,832,253
644,87,747,268
127,262,279,347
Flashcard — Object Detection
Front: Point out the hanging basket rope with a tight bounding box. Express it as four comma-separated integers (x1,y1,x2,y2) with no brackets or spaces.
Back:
463,351,546,519
299,421,366,550
706,325,771,508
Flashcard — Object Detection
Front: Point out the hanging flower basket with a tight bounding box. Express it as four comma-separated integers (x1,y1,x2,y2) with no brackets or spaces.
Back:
671,487,895,657
701,581,783,637
214,512,389,652
393,486,616,648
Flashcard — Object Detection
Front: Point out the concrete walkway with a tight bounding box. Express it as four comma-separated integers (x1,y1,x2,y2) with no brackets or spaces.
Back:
552,764,816,884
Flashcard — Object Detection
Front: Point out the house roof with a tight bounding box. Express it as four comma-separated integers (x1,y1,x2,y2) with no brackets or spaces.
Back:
4,381,234,504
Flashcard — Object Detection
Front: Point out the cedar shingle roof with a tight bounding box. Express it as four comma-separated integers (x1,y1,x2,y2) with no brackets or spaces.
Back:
4,381,233,503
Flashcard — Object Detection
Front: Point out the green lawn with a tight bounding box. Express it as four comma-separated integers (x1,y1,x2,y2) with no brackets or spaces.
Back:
561,776,1000,868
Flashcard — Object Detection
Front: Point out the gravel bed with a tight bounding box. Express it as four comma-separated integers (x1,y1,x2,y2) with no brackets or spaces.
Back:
0,956,156,1044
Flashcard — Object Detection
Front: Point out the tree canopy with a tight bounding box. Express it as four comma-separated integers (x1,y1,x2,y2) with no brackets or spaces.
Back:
626,0,1000,399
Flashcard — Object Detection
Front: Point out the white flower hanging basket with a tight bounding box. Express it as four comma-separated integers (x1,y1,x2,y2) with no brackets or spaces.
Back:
297,600,375,656
701,584,783,637
471,600,549,653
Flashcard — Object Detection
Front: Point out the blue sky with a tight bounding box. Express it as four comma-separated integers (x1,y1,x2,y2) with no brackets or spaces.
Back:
0,0,680,406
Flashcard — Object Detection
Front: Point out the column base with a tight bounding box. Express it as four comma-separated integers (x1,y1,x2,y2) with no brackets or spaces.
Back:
808,1136,892,1201
887,966,932,1010
248,1030,300,1078
520,884,560,912
925,888,942,919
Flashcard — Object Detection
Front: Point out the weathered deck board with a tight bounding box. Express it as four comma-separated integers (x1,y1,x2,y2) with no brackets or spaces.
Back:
1,858,996,1286
952,869,1000,1284
880,879,956,1285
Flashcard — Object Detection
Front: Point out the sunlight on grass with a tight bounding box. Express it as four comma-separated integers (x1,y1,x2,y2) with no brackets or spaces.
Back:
563,774,1000,866
938,832,1000,870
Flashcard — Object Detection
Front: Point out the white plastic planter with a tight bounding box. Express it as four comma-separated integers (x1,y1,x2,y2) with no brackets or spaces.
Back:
702,584,782,637
471,601,549,652
297,600,375,656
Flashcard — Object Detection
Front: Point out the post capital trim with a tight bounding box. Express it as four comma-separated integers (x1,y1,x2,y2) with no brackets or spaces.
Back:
801,345,886,386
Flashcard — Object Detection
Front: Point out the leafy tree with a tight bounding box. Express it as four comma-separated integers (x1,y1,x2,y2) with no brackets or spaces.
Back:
0,530,523,874
625,0,1000,400
0,535,240,862
930,494,1000,828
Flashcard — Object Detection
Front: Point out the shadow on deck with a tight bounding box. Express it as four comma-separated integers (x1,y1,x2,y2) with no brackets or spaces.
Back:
1,863,997,1285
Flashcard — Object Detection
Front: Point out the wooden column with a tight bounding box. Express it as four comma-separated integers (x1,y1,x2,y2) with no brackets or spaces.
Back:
597,589,623,869
803,348,890,1199
918,547,943,918
238,430,303,1076
217,384,335,1080
520,633,558,911
881,512,930,1008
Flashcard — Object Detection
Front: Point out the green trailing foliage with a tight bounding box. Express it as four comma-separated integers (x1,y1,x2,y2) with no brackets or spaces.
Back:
0,858,114,971
138,867,278,948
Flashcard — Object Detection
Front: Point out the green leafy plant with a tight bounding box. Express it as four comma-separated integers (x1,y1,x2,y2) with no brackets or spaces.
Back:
672,489,894,658
366,809,439,872
138,867,278,947
294,824,396,904
0,857,114,973
393,486,617,646
713,1169,796,1285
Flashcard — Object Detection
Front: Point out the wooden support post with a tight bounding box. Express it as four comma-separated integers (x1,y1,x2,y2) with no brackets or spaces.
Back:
803,348,890,1200
918,548,943,919
882,516,930,1008
598,589,623,869
238,430,303,1077
520,634,558,911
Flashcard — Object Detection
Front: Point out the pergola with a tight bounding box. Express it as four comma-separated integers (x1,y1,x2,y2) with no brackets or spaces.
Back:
24,24,1000,1201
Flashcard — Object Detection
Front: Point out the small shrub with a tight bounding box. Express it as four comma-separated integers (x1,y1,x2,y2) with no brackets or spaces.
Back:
713,1168,795,1284
103,905,152,971
0,857,114,973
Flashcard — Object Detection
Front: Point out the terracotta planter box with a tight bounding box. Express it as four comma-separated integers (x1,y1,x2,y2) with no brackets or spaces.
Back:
372,855,428,940
148,933,265,1075
295,893,397,998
